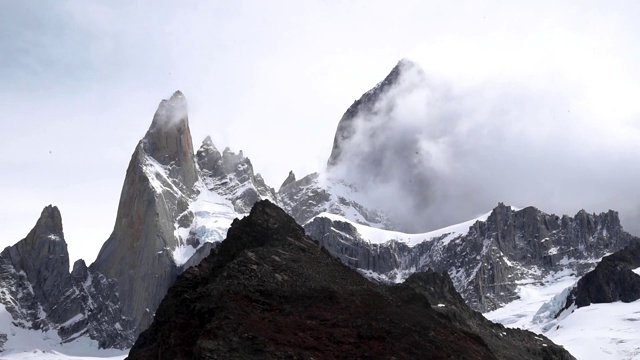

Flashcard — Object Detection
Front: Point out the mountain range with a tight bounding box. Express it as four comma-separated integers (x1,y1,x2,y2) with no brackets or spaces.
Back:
1,60,638,359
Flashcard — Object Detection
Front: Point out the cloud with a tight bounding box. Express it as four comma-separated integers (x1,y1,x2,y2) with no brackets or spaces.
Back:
328,54,640,235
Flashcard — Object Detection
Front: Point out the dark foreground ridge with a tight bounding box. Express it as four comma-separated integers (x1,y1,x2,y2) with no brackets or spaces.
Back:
127,200,574,360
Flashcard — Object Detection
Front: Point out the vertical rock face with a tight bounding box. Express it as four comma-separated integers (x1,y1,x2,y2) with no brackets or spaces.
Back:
327,58,408,168
0,206,134,349
196,136,276,213
92,91,199,335
305,203,636,312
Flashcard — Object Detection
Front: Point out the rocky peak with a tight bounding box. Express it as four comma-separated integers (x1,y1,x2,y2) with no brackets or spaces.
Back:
278,170,296,192
327,58,420,168
142,90,198,189
0,206,134,349
92,91,201,335
195,136,224,177
197,139,276,213
5,205,70,298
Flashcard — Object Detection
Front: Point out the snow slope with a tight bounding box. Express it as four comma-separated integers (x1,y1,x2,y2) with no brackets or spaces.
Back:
485,268,640,360
310,209,493,247
0,304,127,360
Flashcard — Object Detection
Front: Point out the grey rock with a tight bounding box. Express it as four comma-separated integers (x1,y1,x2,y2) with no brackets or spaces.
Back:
92,91,198,335
0,206,134,349
305,203,636,312
277,172,392,229
196,137,277,213
327,58,409,168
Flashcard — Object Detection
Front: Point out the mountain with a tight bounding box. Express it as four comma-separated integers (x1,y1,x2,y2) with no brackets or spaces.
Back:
3,59,637,358
0,205,134,351
305,203,635,312
196,136,277,213
126,200,574,360
277,172,392,229
484,235,640,359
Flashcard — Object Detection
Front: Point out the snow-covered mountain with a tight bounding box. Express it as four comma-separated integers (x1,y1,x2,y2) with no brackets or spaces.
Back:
2,60,638,359
305,203,635,312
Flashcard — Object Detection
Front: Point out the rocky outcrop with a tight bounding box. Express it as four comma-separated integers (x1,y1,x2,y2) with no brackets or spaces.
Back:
305,203,636,312
92,91,198,334
196,136,276,213
0,206,134,349
556,240,640,314
277,172,392,228
127,200,573,360
327,58,409,168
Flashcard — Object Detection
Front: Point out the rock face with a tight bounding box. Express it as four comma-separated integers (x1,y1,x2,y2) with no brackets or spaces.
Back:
92,91,199,334
557,240,640,314
0,206,134,348
277,172,392,229
327,58,407,168
127,200,573,360
305,203,635,312
196,136,276,213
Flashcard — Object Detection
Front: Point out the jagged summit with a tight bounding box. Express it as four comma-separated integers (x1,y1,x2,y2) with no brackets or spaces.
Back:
142,91,197,189
92,91,200,335
0,205,134,349
327,58,422,168
279,170,296,191
196,139,276,213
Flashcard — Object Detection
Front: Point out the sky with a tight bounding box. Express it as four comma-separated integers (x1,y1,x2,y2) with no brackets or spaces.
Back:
1,0,640,264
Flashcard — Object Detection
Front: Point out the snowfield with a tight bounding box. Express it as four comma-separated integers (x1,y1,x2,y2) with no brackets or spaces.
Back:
485,269,640,360
0,305,127,360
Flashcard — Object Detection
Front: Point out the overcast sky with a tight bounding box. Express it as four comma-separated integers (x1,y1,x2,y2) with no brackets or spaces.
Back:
2,1,640,264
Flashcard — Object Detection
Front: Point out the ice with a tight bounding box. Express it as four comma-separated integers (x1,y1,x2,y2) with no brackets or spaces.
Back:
172,182,241,267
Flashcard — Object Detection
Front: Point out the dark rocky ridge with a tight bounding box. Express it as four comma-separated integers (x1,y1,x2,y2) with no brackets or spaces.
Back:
305,203,635,312
0,206,134,348
127,200,573,360
557,240,640,314
92,91,199,335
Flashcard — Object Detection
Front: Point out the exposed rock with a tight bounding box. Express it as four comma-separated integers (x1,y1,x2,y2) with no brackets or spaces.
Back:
277,172,393,228
327,58,410,168
278,170,296,191
557,240,640,314
196,137,276,213
0,206,134,349
127,200,573,360
305,203,636,312
92,91,198,334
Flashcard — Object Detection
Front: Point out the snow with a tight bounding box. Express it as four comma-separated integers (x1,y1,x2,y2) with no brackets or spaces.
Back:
484,269,578,329
0,304,127,360
311,209,493,247
485,268,640,359
542,300,640,360
172,182,241,267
